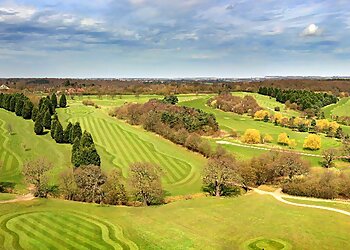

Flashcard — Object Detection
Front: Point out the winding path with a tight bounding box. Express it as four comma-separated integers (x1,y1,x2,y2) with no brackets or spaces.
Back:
253,188,350,217
0,193,35,204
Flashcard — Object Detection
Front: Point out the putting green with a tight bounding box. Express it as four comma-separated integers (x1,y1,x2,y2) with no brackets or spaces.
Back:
243,237,292,250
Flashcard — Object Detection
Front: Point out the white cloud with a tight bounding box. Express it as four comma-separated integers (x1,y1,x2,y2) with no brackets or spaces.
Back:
302,24,321,36
0,5,36,23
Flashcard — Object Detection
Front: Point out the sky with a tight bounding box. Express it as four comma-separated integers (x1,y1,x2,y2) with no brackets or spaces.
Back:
0,0,350,78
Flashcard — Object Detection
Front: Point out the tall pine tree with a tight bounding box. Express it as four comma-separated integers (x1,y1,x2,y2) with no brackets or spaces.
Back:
34,115,44,135
64,122,73,143
43,110,52,130
51,93,58,108
54,120,64,143
59,94,67,108
22,100,33,119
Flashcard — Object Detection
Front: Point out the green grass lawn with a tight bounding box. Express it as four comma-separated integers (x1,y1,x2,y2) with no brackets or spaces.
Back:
57,102,206,196
180,97,342,160
0,109,72,192
1,193,350,249
0,193,16,201
322,97,350,118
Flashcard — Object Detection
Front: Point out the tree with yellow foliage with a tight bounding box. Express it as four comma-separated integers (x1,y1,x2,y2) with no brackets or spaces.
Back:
273,113,283,124
254,110,270,121
241,129,261,144
288,139,297,149
263,134,273,143
303,134,321,150
277,133,290,146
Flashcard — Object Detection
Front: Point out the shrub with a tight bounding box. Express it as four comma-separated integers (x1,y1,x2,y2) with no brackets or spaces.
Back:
263,134,273,143
303,134,321,150
241,129,261,144
277,133,290,146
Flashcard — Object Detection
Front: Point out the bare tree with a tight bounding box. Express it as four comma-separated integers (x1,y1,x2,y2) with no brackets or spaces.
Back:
102,169,127,205
59,169,77,200
322,148,338,168
22,158,53,198
203,152,241,197
74,165,106,203
128,163,164,206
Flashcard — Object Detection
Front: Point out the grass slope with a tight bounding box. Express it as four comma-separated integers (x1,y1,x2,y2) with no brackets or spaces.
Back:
323,97,350,118
1,194,350,249
57,103,206,195
0,109,71,192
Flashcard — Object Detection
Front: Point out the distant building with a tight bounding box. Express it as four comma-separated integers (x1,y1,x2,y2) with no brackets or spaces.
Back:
0,84,10,91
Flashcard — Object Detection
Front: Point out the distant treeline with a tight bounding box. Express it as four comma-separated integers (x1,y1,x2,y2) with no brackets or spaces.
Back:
1,78,350,96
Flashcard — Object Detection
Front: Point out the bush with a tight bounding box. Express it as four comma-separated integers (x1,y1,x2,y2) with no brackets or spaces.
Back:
303,134,321,150
241,129,261,144
82,100,95,106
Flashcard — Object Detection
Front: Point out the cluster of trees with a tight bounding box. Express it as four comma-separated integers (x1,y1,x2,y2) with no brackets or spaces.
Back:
202,149,310,196
23,158,164,206
0,93,33,119
253,110,345,139
207,93,262,115
0,92,100,169
240,128,321,150
282,171,350,199
258,87,338,111
111,97,218,157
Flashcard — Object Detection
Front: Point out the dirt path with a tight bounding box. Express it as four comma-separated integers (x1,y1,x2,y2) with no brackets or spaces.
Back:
253,188,350,217
0,193,35,204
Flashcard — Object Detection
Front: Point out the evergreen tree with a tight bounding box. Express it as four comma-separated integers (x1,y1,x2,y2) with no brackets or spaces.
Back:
51,93,58,108
54,120,64,143
43,110,52,130
80,131,94,147
31,107,38,121
22,100,33,119
9,96,16,112
34,116,44,135
70,122,82,142
64,122,73,143
59,94,67,108
80,145,101,166
15,98,24,116
50,114,58,139
71,138,82,167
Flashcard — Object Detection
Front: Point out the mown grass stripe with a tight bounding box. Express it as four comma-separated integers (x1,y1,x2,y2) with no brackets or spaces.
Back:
16,217,75,249
5,155,13,171
119,130,150,164
71,211,132,250
25,214,96,250
108,122,136,165
41,213,114,250
98,119,131,167
135,137,179,183
0,151,6,165
167,157,189,178
12,221,58,250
